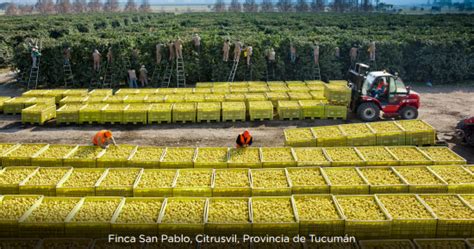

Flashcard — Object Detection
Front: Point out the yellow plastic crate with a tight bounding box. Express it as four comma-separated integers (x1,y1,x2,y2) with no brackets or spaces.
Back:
359,239,416,249
123,104,149,124
161,147,196,168
96,145,137,168
0,97,12,112
63,146,104,168
284,128,316,147
230,87,249,93
196,102,221,122
173,169,214,197
103,95,126,103
148,103,173,124
0,239,41,248
311,126,347,147
0,195,43,237
250,168,291,196
212,169,251,197
21,104,56,125
124,95,148,103
110,197,163,236
228,148,262,168
396,120,436,146
158,197,207,235
339,123,376,147
100,104,126,124
277,101,301,120
172,103,196,123
265,92,289,107
222,102,246,122
368,121,406,146
56,168,106,197
194,88,212,94
293,195,344,235
133,169,177,197
59,96,88,107
88,89,112,96
386,146,433,166
145,95,166,103
324,83,351,105
322,167,370,194
204,93,225,102
95,168,142,197
194,147,228,168
0,166,38,194
419,147,466,165
114,89,140,96
205,197,251,236
358,167,408,194
298,100,325,119
3,97,36,114
323,147,366,167
175,88,194,95
393,166,448,193
414,239,469,249
128,146,164,168
377,194,437,238
260,147,296,168
287,167,329,194
158,88,177,95
79,104,106,124
293,147,331,167
324,105,347,119
2,143,48,166
56,104,83,124
0,144,20,167
250,196,299,236
356,146,400,166
38,238,93,249
248,101,273,121
225,93,245,102
19,167,72,196
428,166,474,193
31,144,77,167
268,84,289,92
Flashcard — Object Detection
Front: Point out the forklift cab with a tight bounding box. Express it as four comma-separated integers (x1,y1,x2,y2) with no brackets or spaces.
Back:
363,72,409,104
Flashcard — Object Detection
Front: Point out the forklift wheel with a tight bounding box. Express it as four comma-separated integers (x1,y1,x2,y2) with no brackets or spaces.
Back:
399,106,418,120
357,102,380,122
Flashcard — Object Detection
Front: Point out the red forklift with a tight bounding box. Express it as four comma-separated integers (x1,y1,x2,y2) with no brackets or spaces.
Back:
455,117,474,146
347,63,421,122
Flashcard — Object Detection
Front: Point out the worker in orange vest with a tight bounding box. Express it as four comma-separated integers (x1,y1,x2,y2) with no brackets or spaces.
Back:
236,130,253,148
92,130,116,149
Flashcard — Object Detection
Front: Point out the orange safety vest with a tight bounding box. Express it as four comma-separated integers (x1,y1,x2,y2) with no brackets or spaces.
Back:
92,130,110,146
238,134,252,145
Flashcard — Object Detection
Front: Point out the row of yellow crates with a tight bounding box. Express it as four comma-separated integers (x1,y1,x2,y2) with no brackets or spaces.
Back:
1,165,472,197
0,144,466,168
0,194,472,239
22,101,348,125
285,119,437,147
0,237,473,249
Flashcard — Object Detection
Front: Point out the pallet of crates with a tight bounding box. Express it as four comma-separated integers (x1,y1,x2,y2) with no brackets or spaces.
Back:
212,86,230,94
309,90,326,100
292,147,331,167
225,93,245,102
128,146,165,168
287,167,329,194
197,102,221,123
212,168,251,197
56,104,82,124
414,239,470,249
359,239,416,249
194,147,228,168
248,85,269,93
110,197,164,236
63,145,104,168
172,103,196,123
88,89,113,96
2,143,48,166
228,147,262,168
148,103,173,124
18,196,81,237
33,97,56,106
0,195,42,237
133,169,177,197
368,121,406,146
78,103,106,124
103,95,126,104
64,196,123,238
21,104,56,125
395,119,436,146
222,102,246,122
392,166,448,193
56,168,106,197
335,195,392,239
123,104,149,124
267,83,289,92
0,166,38,194
339,123,376,146
59,96,88,107
250,196,299,236
194,88,212,94
428,165,474,193
205,197,251,236
38,238,93,248
284,128,316,147
265,92,289,107
293,194,344,235
100,103,126,124
204,93,225,102
260,147,296,168
277,101,301,120
19,167,72,196
287,91,313,101
305,80,326,90
3,97,36,114
376,194,437,239
386,146,433,166
185,94,206,103
419,146,466,165
322,167,370,194
96,145,137,168
357,167,408,194
158,197,207,235
287,82,310,92
161,147,197,168
173,168,214,197
418,194,474,238
0,97,12,113
324,82,351,105
31,144,77,167
323,147,366,167
244,93,267,108
90,168,143,193
324,104,348,119
250,168,291,196
230,87,248,94
248,101,273,121
311,125,347,147
356,146,399,166
298,100,325,119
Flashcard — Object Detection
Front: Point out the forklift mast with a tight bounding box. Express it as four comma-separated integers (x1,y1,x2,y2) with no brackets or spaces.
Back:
348,63,370,92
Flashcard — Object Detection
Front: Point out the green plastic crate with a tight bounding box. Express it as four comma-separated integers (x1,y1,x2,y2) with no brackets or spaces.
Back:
324,83,351,105
56,104,83,124
172,103,196,123
222,102,246,122
298,100,325,119
197,102,221,122
248,101,273,121
79,104,106,124
324,105,347,119
21,104,56,125
148,103,173,124
396,120,436,146
277,101,301,120
123,104,149,124
100,104,126,124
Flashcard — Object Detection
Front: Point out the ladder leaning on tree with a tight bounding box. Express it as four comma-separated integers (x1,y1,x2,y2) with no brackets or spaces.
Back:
161,60,174,88
176,56,186,88
227,59,239,83
27,40,42,90
102,61,114,89
63,60,74,88
313,62,321,81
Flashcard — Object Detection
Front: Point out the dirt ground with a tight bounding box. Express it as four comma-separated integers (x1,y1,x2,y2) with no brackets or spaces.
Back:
0,75,473,163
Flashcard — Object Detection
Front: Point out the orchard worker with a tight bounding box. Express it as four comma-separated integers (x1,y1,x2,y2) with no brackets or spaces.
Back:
350,44,358,64
368,41,376,61
290,43,296,63
236,130,253,148
234,39,242,62
31,45,41,68
335,47,340,58
192,33,201,52
223,39,230,62
106,47,113,64
128,68,138,88
168,41,175,61
245,46,253,66
139,65,148,87
92,49,101,71
156,43,162,64
92,130,117,149
267,47,276,62
312,43,320,64
174,37,183,59
63,47,71,65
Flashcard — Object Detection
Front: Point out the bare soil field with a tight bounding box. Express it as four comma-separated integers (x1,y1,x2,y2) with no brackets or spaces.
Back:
0,80,472,162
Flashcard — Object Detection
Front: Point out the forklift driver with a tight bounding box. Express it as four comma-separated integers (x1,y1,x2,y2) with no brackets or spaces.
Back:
371,78,389,100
